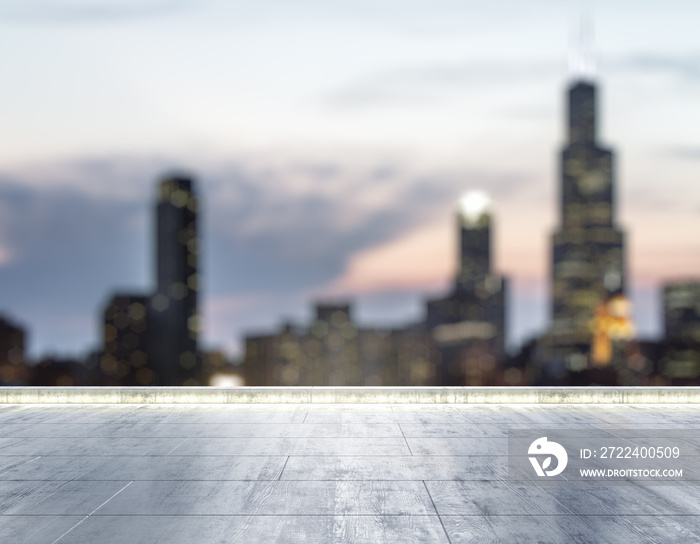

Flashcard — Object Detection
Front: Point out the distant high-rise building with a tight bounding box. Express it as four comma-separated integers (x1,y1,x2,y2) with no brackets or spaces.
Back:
0,315,27,385
664,281,700,344
100,294,155,385
543,75,627,367
150,174,201,385
425,191,507,384
659,281,700,383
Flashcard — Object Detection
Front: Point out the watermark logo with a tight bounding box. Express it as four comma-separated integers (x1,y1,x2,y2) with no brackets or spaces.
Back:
510,429,691,486
528,437,568,477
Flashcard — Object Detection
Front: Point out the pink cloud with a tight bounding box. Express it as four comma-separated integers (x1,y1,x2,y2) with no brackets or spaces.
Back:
0,245,12,267
323,218,454,295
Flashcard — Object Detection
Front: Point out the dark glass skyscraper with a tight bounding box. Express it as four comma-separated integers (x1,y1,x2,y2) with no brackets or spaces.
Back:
544,77,626,366
150,174,201,385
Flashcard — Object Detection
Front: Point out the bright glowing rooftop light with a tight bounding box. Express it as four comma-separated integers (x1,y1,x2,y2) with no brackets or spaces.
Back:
458,191,491,224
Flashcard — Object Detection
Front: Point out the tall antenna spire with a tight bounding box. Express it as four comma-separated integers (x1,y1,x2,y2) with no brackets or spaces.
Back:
568,2,596,83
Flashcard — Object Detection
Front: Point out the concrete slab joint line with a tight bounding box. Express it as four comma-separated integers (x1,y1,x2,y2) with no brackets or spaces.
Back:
1,386,700,404
423,481,453,544
50,481,134,544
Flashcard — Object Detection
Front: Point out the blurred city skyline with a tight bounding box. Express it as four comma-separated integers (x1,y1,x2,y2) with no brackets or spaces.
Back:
1,0,699,359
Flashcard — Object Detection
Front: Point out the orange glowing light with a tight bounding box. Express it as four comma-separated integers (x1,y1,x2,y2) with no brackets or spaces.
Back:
590,294,636,366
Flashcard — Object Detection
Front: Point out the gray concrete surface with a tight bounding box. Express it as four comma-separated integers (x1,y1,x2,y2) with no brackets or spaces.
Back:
1,402,700,543
2,386,700,404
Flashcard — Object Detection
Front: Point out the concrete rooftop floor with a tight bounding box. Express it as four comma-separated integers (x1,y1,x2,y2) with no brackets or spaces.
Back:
1,402,700,543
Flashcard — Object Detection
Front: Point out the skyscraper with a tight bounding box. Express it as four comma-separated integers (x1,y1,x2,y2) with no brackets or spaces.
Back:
150,174,201,385
426,191,507,384
661,281,700,382
664,281,700,344
101,294,154,385
543,74,627,368
0,315,27,385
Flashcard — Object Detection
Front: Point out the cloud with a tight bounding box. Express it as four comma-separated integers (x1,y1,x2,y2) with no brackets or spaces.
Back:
0,0,194,22
326,60,559,108
324,218,453,295
327,52,700,110
202,156,532,298
0,177,152,356
1,156,174,200
0,244,11,266
609,54,700,81
667,146,700,160
0,180,147,265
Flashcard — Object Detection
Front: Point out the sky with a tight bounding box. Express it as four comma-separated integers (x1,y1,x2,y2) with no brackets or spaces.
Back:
0,0,699,359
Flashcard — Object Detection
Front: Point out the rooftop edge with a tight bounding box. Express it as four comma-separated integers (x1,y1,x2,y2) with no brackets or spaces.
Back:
1,386,700,404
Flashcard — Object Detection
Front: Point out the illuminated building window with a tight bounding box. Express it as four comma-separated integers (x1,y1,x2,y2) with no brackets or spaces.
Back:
128,303,145,321
171,190,189,208
187,273,199,291
104,324,117,342
151,293,169,312
179,351,196,369
170,282,188,300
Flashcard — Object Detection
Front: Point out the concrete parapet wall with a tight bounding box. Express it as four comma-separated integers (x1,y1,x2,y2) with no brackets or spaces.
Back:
1,386,700,404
